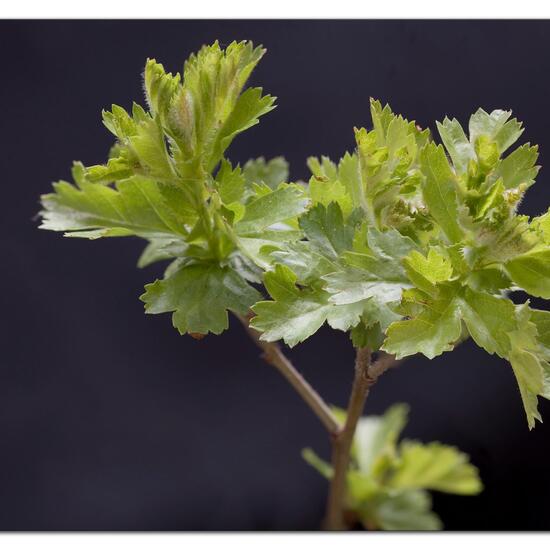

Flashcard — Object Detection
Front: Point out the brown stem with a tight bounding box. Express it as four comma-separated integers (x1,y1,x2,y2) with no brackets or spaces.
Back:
324,347,372,530
235,313,341,435
236,310,402,530
324,348,400,530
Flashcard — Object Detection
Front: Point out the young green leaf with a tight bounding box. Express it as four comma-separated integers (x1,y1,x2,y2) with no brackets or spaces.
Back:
493,143,539,190
469,108,523,154
299,203,355,260
383,284,463,359
363,490,442,531
388,441,482,495
307,156,355,216
168,41,275,172
436,117,475,174
354,404,409,475
403,248,453,296
507,304,547,429
505,249,550,299
243,156,289,190
250,265,365,347
40,175,191,239
323,227,417,305
459,288,517,357
235,184,309,235
419,143,464,243
215,159,246,206
301,448,333,479
304,403,480,531
137,238,188,268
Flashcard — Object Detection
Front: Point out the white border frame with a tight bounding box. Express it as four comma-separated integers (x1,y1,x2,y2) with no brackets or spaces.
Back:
2,0,550,19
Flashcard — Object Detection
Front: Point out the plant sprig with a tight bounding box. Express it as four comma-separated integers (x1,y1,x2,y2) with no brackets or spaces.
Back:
38,40,550,530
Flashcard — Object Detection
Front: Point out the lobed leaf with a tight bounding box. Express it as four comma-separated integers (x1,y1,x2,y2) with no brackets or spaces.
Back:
141,262,261,336
251,265,366,347
383,284,463,359
40,175,192,239
388,441,482,495
235,184,309,235
420,143,464,243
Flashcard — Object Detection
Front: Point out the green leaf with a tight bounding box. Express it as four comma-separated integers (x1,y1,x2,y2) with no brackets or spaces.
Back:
466,268,511,293
323,227,416,306
355,102,425,222
308,153,366,215
530,308,550,355
403,248,453,296
528,309,550,398
40,176,191,239
130,115,177,179
307,155,338,180
354,404,409,476
367,226,419,261
370,99,396,144
236,229,302,271
301,448,333,479
420,143,464,243
137,238,188,268
235,184,308,235
243,156,289,190
507,304,545,429
505,249,550,299
436,117,475,174
532,209,550,244
493,143,539,190
250,265,365,347
305,403,482,531
346,470,382,505
350,322,387,350
85,156,133,184
306,156,354,216
323,268,407,309
299,203,355,260
472,215,539,266
215,159,245,205
459,288,516,357
100,104,177,181
474,135,500,171
382,284,462,359
102,103,138,140
167,40,275,171
308,176,353,217
143,58,181,124
338,153,365,210
266,203,355,284
469,108,523,154
364,490,442,531
209,88,276,171
270,241,338,284
141,262,261,336
388,441,482,495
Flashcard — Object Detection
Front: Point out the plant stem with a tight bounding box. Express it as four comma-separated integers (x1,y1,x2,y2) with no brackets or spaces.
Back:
324,348,400,530
324,346,372,530
236,311,402,530
235,313,341,435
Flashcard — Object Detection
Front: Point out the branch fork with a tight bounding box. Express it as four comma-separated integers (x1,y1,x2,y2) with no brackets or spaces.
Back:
236,312,401,530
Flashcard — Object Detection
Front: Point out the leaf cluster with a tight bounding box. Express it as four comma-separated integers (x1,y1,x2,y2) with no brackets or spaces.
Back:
39,41,550,428
252,101,550,429
40,41,306,336
303,404,482,530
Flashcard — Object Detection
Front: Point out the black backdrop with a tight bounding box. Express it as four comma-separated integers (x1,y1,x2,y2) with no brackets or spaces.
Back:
2,19,550,531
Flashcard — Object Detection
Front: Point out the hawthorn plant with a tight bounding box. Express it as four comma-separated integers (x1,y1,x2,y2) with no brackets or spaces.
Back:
38,40,550,530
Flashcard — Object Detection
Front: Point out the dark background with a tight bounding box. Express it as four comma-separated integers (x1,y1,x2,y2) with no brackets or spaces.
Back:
2,19,550,531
